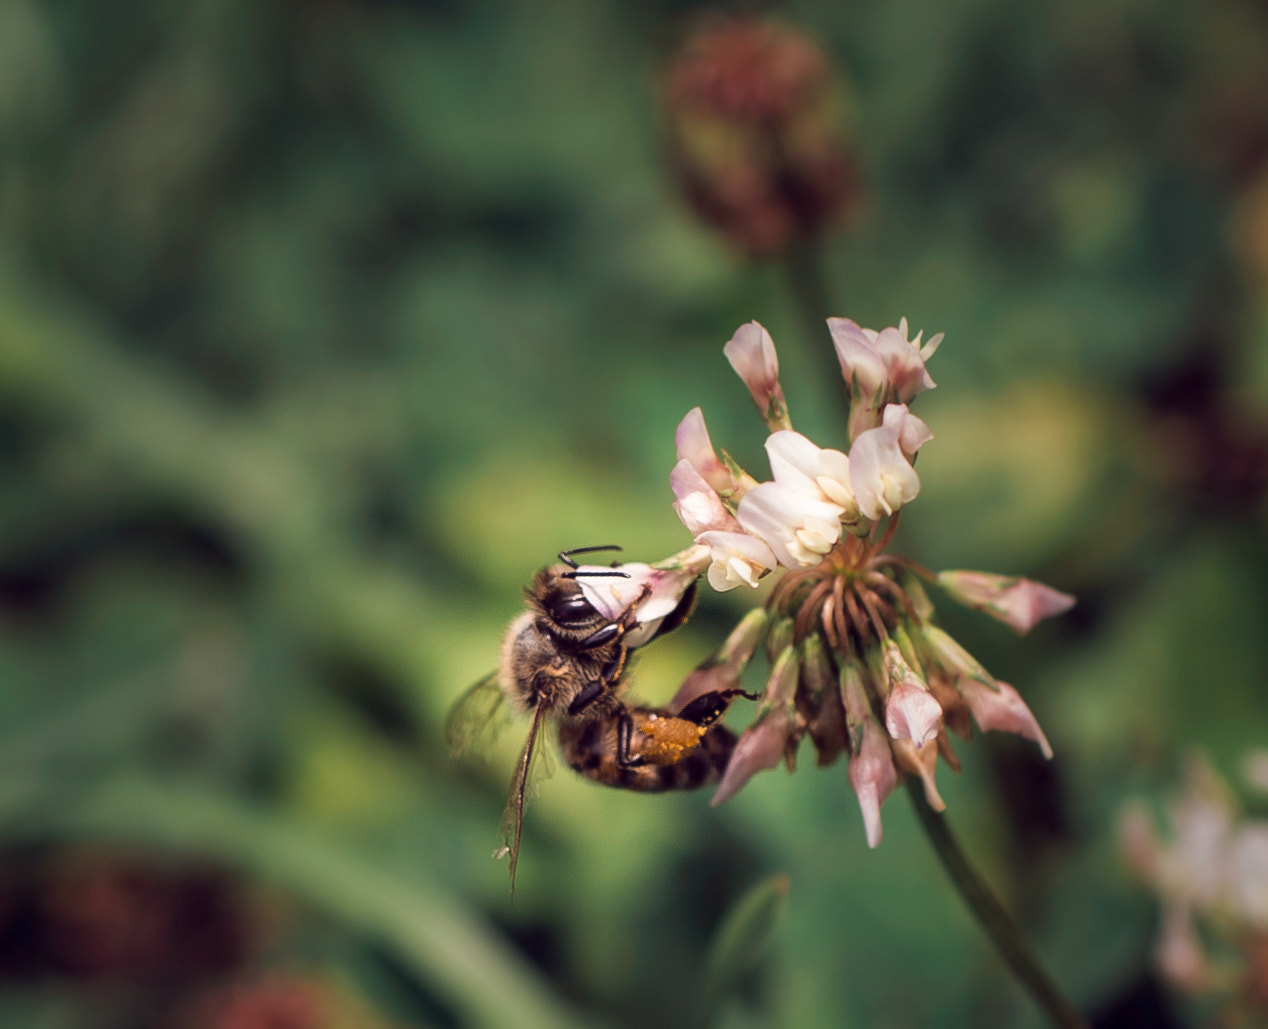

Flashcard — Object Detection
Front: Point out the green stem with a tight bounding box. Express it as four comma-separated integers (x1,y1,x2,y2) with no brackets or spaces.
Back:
782,235,844,397
905,781,1088,1029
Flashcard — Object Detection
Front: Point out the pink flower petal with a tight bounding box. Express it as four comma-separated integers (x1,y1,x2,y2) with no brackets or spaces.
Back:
736,481,842,568
937,571,1076,635
724,321,790,429
575,562,696,625
695,529,777,591
670,459,737,535
675,407,738,497
884,681,943,748
710,707,796,806
958,678,1053,759
827,317,886,400
848,718,898,847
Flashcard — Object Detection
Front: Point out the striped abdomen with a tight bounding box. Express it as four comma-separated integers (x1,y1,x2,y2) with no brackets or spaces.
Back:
557,706,736,792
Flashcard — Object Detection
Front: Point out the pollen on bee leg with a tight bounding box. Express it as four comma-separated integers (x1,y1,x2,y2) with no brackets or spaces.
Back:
637,713,708,765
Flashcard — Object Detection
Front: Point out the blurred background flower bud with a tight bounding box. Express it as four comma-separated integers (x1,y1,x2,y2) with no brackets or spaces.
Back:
661,15,858,258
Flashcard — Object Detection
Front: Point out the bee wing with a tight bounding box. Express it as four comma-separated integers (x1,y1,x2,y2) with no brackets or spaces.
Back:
445,671,511,758
500,703,550,896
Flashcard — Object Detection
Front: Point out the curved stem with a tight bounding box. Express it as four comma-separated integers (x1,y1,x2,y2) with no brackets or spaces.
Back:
782,236,850,436
904,781,1088,1029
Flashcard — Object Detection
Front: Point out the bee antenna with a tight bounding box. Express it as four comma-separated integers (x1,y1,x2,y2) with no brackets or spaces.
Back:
559,544,623,569
561,569,630,580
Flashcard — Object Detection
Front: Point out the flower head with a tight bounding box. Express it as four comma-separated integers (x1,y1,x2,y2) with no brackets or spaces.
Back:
657,317,1074,852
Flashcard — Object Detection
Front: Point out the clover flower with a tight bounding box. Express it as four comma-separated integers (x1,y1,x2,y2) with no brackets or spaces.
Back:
1120,753,1268,1011
665,318,1073,846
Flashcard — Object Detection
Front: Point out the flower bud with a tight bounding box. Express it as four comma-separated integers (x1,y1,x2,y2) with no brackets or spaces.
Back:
828,317,941,439
661,16,857,258
840,659,897,848
725,322,791,431
799,634,847,766
712,646,801,805
936,570,1075,635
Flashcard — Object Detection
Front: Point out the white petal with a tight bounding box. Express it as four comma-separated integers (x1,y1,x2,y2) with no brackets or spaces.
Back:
736,481,842,568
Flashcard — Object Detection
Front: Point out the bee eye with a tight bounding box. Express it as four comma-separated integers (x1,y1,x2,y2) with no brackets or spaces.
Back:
546,593,596,625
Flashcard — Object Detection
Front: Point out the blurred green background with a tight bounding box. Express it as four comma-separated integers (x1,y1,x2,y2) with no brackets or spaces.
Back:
2,0,1268,1026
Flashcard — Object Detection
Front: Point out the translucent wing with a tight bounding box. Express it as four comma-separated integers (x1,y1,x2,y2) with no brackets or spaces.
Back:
450,672,555,894
500,703,550,896
445,671,512,759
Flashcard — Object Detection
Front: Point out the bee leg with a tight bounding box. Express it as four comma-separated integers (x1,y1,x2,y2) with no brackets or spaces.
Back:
565,651,627,716
676,687,760,727
573,621,624,651
572,580,654,652
615,709,647,768
567,677,606,716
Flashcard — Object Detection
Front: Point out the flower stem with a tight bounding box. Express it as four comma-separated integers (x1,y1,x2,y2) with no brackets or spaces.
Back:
904,780,1088,1029
783,235,842,395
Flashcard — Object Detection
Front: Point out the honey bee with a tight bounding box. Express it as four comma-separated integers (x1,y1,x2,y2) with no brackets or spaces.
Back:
448,546,753,890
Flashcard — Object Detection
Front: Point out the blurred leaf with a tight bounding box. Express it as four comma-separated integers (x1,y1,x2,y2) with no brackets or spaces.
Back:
699,872,790,1022
2,775,599,1029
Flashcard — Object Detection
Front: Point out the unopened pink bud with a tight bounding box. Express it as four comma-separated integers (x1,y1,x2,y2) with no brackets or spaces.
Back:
848,718,898,847
711,707,797,806
936,570,1075,635
724,321,791,430
958,678,1053,759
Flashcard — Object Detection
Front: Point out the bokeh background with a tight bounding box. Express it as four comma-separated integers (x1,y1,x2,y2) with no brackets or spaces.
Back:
2,0,1268,1026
